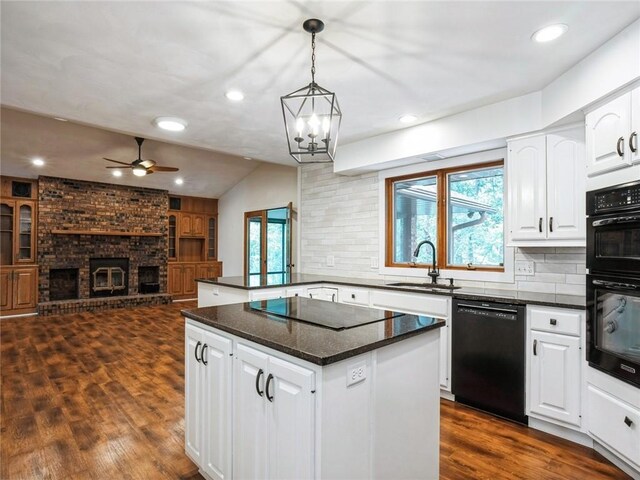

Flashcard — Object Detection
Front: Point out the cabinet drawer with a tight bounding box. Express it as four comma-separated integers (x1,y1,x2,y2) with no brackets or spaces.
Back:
370,290,449,318
587,385,640,468
339,287,370,306
529,307,581,336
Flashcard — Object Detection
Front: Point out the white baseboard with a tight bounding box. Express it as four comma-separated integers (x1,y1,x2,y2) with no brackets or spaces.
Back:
528,417,592,448
440,390,455,401
0,312,38,320
594,442,640,480
172,298,197,303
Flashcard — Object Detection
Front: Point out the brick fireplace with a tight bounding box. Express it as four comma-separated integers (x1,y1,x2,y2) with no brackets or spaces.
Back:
37,176,171,314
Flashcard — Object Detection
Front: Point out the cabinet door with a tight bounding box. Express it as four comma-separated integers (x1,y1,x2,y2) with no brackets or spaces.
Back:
182,264,197,296
546,131,586,240
185,323,203,465
234,344,269,480
168,264,183,295
202,330,233,480
268,356,315,480
631,87,640,165
0,201,15,266
192,214,206,237
180,213,193,236
197,264,209,280
0,269,12,310
586,94,631,176
15,201,35,264
168,214,178,260
508,136,547,241
439,320,449,390
13,267,37,309
529,331,581,427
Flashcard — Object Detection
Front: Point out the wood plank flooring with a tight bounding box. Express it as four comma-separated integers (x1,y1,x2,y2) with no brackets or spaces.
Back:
1,302,631,479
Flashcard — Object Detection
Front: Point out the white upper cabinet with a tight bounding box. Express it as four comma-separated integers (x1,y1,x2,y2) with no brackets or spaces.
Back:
631,88,640,165
508,135,547,241
546,131,586,240
586,90,634,176
507,126,586,246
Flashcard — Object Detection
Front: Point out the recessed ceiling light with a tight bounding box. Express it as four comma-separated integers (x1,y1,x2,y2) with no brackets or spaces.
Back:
399,114,418,124
243,156,252,160
175,178,184,185
225,90,245,102
153,116,187,132
531,24,568,43
112,170,123,177
53,117,68,122
32,157,45,167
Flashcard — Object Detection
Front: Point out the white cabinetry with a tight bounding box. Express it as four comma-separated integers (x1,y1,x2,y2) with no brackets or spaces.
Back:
306,286,338,302
185,323,232,480
234,343,315,480
585,89,640,176
507,126,585,246
527,306,584,430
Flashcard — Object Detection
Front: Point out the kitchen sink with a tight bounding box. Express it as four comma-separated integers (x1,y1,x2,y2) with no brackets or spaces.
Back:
387,282,461,290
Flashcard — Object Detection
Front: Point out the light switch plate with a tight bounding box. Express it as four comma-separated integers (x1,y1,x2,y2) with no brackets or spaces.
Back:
515,260,535,275
347,361,367,387
327,255,335,267
371,257,379,269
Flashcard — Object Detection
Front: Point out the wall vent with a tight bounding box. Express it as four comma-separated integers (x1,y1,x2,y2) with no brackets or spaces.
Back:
420,153,445,162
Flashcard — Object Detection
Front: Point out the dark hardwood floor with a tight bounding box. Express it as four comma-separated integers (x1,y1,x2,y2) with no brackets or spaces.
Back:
1,302,631,479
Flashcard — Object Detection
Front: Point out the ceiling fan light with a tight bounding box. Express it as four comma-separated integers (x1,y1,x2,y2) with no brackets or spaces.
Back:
153,116,187,132
132,166,147,177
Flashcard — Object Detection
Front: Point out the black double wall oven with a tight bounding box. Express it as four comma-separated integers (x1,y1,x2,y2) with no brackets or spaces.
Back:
586,180,640,387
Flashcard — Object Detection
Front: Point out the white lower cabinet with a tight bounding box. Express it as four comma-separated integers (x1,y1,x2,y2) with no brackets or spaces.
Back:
527,306,584,430
234,343,315,480
529,331,581,426
185,323,233,480
588,384,640,470
306,286,338,302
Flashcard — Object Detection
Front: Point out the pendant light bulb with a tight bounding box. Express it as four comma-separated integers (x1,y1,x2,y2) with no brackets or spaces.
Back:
132,166,147,177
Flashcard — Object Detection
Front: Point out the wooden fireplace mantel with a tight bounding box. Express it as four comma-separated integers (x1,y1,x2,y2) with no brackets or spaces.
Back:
51,230,163,237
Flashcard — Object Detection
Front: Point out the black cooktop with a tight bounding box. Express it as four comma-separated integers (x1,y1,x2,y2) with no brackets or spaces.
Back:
249,297,403,330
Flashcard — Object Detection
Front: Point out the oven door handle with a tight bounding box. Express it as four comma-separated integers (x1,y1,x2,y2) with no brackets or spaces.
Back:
592,215,640,227
592,279,639,291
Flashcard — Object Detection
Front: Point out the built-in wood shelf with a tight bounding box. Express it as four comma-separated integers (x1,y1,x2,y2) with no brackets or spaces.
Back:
51,230,163,237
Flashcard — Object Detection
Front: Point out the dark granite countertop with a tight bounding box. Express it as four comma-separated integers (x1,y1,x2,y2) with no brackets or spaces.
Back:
196,274,585,310
182,298,445,366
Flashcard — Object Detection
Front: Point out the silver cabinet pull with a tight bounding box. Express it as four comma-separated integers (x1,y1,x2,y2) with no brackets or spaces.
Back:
616,136,625,157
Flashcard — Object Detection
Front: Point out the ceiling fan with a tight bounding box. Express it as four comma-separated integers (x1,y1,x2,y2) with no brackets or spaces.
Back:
103,137,179,176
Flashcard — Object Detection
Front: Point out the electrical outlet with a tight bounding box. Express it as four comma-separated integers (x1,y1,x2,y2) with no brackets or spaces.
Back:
371,257,379,269
326,255,335,267
515,260,535,275
347,362,367,387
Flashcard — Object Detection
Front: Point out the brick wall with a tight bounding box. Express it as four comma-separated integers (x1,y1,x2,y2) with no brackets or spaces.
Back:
38,176,168,302
300,164,586,295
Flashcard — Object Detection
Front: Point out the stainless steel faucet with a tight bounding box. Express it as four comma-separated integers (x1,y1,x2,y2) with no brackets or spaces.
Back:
413,240,440,284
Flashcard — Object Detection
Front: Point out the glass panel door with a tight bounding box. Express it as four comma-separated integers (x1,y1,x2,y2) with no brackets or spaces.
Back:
0,202,14,265
207,217,216,259
168,215,177,259
18,204,32,261
244,205,293,283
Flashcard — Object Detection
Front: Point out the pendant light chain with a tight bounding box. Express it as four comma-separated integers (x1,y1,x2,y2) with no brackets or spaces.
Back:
310,32,316,85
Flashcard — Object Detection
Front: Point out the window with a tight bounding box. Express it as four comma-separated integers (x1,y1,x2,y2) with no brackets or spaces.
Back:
386,160,504,271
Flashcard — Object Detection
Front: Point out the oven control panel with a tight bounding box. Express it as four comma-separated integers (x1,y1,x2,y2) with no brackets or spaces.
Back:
592,181,640,214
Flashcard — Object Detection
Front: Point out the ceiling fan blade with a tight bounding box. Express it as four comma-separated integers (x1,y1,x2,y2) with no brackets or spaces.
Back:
148,165,180,172
140,159,156,168
103,157,132,166
106,166,133,169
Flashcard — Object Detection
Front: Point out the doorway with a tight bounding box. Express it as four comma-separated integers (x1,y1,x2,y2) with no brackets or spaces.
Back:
244,203,293,285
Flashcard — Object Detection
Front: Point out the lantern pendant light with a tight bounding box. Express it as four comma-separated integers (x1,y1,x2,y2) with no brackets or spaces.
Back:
281,19,342,163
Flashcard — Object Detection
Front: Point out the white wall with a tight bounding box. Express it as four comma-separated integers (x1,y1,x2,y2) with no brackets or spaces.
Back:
218,162,298,277
300,163,586,295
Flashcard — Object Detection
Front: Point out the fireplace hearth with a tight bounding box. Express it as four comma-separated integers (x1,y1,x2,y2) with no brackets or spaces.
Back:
89,258,129,298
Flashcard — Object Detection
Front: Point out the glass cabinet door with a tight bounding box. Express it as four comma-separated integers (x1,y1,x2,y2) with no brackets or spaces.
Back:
207,217,216,259
17,203,33,262
168,214,177,260
0,202,14,265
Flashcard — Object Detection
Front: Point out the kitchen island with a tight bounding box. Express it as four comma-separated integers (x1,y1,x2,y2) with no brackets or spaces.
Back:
183,297,445,480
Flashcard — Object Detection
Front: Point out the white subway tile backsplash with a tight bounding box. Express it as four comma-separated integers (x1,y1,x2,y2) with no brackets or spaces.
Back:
300,164,587,297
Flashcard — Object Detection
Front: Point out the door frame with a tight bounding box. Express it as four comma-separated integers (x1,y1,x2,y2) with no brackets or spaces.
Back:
243,205,293,278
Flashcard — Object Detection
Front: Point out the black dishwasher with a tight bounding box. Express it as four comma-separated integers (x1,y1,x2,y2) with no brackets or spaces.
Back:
451,299,527,424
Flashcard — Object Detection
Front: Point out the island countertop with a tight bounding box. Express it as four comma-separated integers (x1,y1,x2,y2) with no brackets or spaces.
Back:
182,297,445,366
196,273,586,310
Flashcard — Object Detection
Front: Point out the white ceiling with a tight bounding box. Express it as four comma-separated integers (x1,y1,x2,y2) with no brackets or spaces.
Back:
1,1,639,170
0,107,261,197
